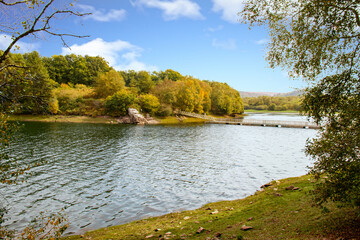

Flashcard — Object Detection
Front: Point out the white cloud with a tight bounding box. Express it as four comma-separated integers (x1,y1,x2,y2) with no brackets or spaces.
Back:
212,38,237,50
61,38,157,72
212,0,245,23
255,38,269,45
77,4,126,22
0,34,39,53
132,0,204,20
205,25,223,33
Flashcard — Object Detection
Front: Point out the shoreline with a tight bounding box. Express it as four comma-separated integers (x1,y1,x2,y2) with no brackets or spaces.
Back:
8,114,208,125
63,175,359,240
9,111,299,125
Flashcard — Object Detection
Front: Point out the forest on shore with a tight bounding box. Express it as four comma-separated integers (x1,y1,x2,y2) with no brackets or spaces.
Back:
242,96,302,111
0,51,244,118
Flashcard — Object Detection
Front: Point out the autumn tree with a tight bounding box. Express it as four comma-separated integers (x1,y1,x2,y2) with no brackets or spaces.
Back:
94,69,125,98
0,0,88,237
105,90,136,116
241,0,360,206
209,82,243,115
43,54,110,85
137,94,160,115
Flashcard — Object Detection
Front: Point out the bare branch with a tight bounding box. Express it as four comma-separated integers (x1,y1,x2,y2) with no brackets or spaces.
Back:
0,0,28,6
0,0,91,67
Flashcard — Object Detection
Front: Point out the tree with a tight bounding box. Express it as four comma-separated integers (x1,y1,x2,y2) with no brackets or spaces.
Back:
241,0,360,206
131,71,154,94
94,69,125,98
137,94,160,115
0,52,56,114
209,81,243,115
0,0,88,237
105,90,136,116
0,0,89,69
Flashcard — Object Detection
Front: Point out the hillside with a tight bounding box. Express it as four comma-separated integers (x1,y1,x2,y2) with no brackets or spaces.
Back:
240,90,303,98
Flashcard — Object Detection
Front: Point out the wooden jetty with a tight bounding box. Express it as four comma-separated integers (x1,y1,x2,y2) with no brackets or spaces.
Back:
176,111,319,129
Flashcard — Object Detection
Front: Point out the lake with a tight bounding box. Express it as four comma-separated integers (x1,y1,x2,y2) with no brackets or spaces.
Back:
2,114,317,235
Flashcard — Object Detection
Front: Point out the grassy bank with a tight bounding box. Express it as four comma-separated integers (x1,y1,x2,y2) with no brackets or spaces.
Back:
9,113,250,125
9,115,119,124
9,115,208,125
156,116,207,124
64,175,359,240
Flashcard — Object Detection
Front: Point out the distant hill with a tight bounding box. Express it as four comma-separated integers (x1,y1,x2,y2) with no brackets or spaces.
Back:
239,91,279,97
277,90,304,97
240,90,303,98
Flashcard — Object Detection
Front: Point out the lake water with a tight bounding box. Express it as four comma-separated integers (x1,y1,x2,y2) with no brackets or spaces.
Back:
2,114,317,235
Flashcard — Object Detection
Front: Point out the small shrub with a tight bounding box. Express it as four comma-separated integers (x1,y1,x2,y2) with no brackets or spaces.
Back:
156,104,173,116
105,90,136,116
137,94,160,115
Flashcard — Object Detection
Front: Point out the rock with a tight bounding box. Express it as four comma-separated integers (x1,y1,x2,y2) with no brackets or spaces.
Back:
116,116,131,124
145,234,154,238
215,232,222,237
128,108,148,125
261,182,272,188
184,216,191,220
205,207,212,210
165,232,172,235
241,225,253,231
247,217,254,221
285,185,300,191
274,193,283,197
154,229,161,232
211,209,219,215
146,119,159,124
197,227,205,234
180,234,187,239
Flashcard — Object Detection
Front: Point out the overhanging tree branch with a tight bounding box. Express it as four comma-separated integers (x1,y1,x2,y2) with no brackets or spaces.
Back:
0,0,91,67
0,0,27,6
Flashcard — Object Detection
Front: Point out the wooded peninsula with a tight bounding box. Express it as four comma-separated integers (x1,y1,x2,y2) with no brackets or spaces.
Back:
1,51,245,118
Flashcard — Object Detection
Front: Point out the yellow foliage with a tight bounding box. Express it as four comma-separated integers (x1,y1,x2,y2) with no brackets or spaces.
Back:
48,98,59,114
53,84,94,100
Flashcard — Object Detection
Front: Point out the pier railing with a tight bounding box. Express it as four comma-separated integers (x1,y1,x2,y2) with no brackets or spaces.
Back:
175,110,319,129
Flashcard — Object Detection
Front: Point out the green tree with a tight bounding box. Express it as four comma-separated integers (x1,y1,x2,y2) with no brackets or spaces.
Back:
119,70,137,86
0,52,55,114
152,79,178,106
137,94,160,115
241,0,360,206
209,82,243,115
0,0,88,237
105,90,136,116
129,71,154,94
44,54,110,86
43,55,70,84
153,69,184,82
21,51,56,113
94,69,125,98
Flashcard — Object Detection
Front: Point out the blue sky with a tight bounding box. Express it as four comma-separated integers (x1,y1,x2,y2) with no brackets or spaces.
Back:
1,0,306,93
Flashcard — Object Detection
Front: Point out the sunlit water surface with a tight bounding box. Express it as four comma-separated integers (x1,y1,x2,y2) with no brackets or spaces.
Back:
3,114,317,234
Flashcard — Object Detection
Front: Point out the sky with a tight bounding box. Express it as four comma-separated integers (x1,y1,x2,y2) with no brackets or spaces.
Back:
0,0,306,93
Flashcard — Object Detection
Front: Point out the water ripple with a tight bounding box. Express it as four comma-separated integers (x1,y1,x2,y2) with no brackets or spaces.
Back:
2,121,316,235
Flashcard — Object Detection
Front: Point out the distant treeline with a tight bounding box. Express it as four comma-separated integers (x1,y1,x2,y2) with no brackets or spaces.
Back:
0,51,243,117
243,96,302,111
